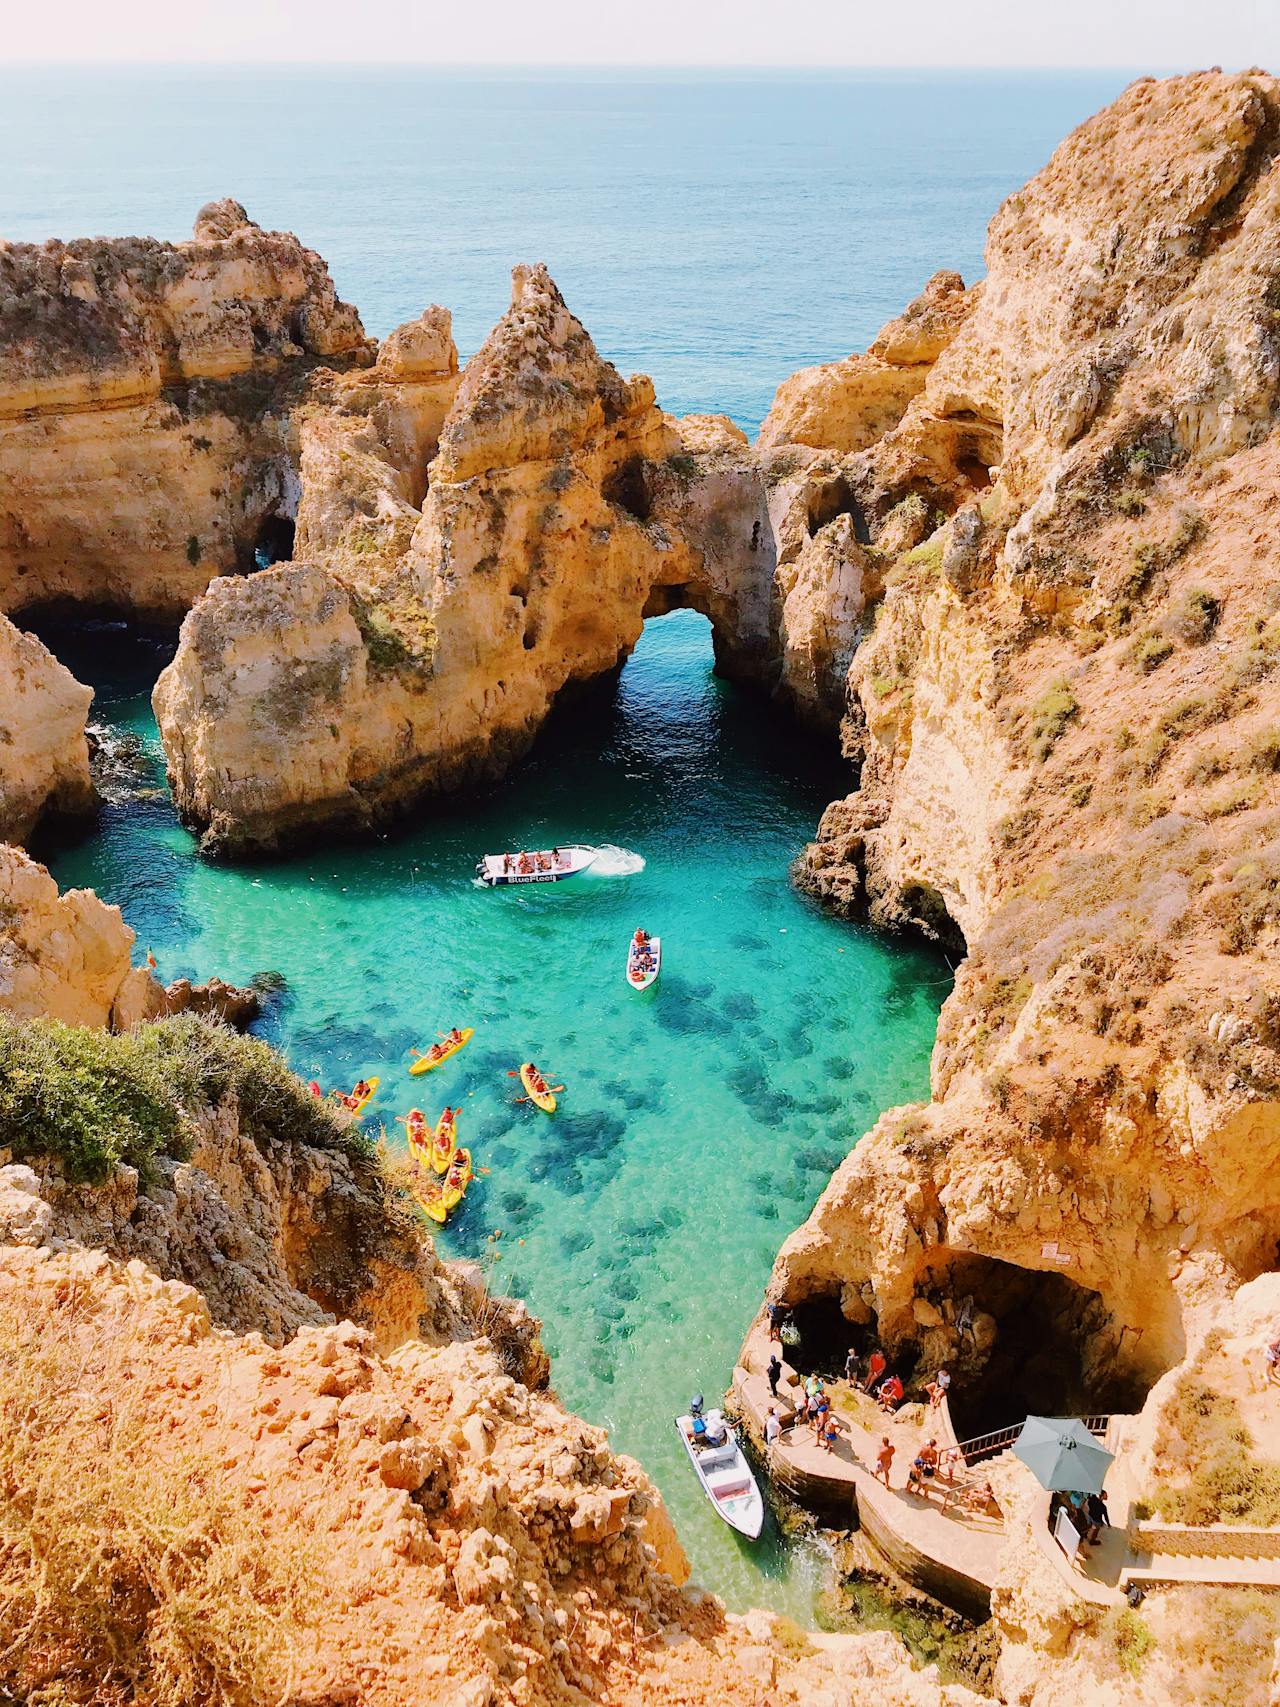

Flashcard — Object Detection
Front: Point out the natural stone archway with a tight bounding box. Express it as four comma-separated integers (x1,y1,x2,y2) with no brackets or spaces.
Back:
152,269,782,855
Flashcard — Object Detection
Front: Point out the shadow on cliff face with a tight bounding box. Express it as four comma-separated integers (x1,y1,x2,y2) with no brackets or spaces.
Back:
917,1251,1152,1440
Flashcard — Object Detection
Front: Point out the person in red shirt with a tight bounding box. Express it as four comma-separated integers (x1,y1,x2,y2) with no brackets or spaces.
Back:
876,1373,904,1413
862,1350,887,1393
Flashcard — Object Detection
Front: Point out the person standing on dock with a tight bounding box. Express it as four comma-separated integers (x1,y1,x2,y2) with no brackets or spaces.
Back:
765,1407,781,1448
766,1353,782,1398
875,1436,895,1486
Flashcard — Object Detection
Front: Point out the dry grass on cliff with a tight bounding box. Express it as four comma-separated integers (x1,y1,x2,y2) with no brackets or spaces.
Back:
0,1288,328,1706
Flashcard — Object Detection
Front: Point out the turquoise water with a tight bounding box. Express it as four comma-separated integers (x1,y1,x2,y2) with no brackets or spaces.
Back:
44,609,946,1612
12,65,1131,1609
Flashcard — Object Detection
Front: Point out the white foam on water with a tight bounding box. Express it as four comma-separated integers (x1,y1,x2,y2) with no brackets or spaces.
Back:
585,844,646,877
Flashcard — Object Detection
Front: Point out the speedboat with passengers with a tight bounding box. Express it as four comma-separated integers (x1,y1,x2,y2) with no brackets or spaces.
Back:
674,1395,764,1538
477,845,597,886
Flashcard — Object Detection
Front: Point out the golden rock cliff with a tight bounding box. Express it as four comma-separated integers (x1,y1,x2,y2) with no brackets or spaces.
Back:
0,198,369,619
153,265,775,853
758,69,1280,1433
0,613,95,842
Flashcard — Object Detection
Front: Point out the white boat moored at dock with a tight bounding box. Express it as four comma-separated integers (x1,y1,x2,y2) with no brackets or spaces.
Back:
675,1408,764,1538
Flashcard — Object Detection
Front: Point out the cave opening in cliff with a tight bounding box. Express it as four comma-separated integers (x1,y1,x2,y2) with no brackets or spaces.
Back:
921,1252,1150,1442
253,514,296,570
602,456,653,523
806,474,870,544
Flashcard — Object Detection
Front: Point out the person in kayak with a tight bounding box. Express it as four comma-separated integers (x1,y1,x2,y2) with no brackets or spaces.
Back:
527,1064,549,1095
352,1080,372,1104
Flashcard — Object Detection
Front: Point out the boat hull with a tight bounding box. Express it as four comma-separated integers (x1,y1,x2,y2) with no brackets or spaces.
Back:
674,1415,764,1539
478,845,597,886
626,935,661,991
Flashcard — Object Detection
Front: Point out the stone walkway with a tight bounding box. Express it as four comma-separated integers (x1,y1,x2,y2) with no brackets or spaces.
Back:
733,1327,1006,1608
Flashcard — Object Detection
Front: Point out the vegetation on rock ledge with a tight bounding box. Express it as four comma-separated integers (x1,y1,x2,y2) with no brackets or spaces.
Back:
0,1016,366,1186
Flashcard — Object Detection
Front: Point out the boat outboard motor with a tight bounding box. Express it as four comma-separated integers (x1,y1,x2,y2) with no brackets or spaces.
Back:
689,1393,705,1418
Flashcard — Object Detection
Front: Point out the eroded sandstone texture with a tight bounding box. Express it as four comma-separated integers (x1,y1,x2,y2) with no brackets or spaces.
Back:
758,71,1280,1428
0,614,95,842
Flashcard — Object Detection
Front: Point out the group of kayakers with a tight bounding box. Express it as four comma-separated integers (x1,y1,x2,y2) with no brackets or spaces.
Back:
419,1027,467,1067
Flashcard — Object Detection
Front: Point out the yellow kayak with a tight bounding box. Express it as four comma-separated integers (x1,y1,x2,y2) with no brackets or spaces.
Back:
440,1147,473,1214
431,1107,459,1175
405,1108,432,1169
520,1063,557,1114
412,1172,448,1225
341,1075,379,1117
410,1028,474,1075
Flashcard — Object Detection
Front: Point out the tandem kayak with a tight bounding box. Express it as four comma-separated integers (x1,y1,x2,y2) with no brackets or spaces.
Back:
431,1107,459,1174
674,1410,764,1539
410,1028,473,1075
335,1076,379,1116
520,1064,557,1114
477,846,597,886
440,1147,473,1214
626,933,661,991
412,1172,448,1225
405,1108,432,1169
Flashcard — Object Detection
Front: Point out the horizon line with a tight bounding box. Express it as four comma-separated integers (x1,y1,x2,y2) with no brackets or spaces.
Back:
0,59,1212,72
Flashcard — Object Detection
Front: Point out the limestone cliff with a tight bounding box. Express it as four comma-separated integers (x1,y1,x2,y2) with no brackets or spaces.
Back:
153,266,775,854
759,70,1280,1437
0,612,95,842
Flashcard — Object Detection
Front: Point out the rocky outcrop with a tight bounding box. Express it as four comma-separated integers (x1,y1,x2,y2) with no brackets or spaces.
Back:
0,200,369,619
0,844,261,1030
0,1193,982,1706
0,613,95,843
761,71,1280,1423
758,271,975,454
0,843,138,1026
154,266,776,854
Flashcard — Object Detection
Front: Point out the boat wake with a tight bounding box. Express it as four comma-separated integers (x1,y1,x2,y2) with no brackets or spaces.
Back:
585,844,645,877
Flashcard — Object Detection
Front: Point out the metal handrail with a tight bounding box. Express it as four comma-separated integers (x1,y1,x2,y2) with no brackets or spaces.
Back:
954,1413,1112,1465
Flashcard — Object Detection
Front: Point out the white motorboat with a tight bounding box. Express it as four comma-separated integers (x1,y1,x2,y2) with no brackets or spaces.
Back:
477,845,597,886
626,932,661,991
674,1409,764,1539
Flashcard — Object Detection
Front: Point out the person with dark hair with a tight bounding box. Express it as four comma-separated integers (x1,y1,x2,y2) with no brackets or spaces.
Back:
766,1353,782,1398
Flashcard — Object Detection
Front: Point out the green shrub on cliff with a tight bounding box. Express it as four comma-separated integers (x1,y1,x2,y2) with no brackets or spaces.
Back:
0,1015,363,1187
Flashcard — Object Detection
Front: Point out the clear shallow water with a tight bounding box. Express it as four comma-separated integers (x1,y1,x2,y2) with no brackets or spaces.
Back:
45,610,946,1612
0,67,1134,433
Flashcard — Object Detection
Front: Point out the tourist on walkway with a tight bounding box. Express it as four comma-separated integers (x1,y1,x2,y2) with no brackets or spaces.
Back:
926,1368,951,1410
820,1414,840,1452
876,1373,903,1413
767,1301,785,1343
844,1347,859,1385
875,1436,895,1486
1085,1490,1110,1543
1266,1335,1280,1388
765,1406,781,1448
862,1349,886,1392
907,1437,940,1493
811,1396,830,1442
766,1353,782,1398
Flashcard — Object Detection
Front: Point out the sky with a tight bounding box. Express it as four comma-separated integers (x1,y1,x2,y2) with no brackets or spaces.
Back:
0,0,1276,68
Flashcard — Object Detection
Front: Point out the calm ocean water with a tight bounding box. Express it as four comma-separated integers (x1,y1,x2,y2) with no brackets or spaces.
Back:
18,69,1131,1612
0,67,1132,432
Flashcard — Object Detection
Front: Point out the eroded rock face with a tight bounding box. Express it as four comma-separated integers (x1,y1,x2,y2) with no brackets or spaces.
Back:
0,1232,983,1706
0,844,137,1026
761,70,1280,1410
0,614,94,843
0,204,369,619
155,266,778,854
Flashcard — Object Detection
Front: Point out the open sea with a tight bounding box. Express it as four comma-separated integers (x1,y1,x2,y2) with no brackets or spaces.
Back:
9,66,1132,1613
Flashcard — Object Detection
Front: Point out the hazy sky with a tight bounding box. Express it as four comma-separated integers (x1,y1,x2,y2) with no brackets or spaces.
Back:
2,0,1276,68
